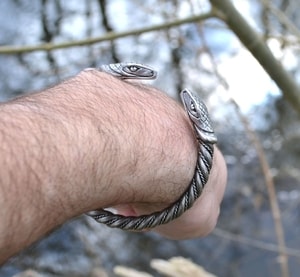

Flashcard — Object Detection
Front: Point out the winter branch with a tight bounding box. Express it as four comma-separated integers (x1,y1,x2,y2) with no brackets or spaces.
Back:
0,12,214,55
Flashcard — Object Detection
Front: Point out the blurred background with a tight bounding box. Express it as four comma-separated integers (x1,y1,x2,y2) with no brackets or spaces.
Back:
0,0,300,276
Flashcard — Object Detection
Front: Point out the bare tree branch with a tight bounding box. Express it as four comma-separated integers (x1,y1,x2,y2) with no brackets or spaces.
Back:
207,2,293,276
0,12,214,55
231,98,290,277
195,24,290,277
209,0,300,115
213,228,300,258
98,0,120,63
260,0,300,39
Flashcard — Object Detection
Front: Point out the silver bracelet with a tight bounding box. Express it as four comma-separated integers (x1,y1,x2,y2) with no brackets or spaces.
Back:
86,63,217,230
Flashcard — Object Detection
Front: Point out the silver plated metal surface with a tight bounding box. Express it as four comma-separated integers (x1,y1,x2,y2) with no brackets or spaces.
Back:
86,62,217,230
99,63,157,80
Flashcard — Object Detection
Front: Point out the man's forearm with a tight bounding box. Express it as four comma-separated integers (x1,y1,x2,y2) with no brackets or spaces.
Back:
0,72,135,260
0,89,90,261
0,70,226,263
0,71,196,262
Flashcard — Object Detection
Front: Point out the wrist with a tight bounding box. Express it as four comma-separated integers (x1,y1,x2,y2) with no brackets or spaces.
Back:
72,70,198,210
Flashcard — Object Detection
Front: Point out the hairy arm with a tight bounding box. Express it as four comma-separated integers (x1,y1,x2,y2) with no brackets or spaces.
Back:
0,70,227,263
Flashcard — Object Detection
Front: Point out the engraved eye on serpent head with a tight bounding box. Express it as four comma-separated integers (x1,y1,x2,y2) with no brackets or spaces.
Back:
122,63,157,79
180,89,217,144
99,63,157,80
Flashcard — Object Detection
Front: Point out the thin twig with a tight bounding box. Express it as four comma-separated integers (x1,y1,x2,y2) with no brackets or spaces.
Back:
232,100,289,277
0,12,215,55
209,0,300,115
260,0,300,39
213,228,300,258
98,0,120,63
199,8,290,274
